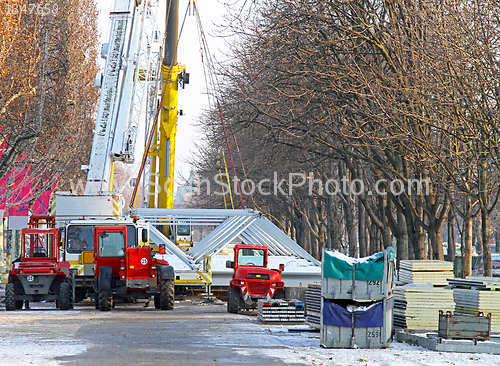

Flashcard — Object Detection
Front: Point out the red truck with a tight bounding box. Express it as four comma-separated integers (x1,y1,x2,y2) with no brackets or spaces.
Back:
5,216,74,311
93,225,175,311
226,244,285,313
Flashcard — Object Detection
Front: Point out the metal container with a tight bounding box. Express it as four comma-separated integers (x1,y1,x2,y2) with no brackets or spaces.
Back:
438,311,491,340
322,249,395,301
320,297,394,349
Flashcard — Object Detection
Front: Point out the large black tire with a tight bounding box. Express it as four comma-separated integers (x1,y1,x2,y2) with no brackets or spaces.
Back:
227,287,240,314
160,279,174,310
94,290,99,310
99,290,113,311
154,294,161,309
59,282,71,310
5,283,16,311
68,272,75,309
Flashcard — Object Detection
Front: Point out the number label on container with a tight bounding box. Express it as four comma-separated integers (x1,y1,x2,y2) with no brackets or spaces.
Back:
367,330,380,338
368,281,381,286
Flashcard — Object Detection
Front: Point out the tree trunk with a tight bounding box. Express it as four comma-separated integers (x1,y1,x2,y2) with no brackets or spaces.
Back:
358,191,367,258
316,205,326,259
302,211,311,254
447,209,456,264
481,207,492,277
463,197,474,278
339,162,357,257
331,206,342,251
396,208,409,261
479,159,492,277
414,197,426,259
326,196,333,250
401,201,415,260
379,192,392,249
365,214,371,256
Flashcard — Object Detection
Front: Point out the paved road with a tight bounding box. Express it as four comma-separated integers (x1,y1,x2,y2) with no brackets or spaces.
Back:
0,297,315,366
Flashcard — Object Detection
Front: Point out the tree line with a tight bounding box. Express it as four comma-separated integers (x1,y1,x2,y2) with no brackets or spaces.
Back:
0,0,100,208
189,0,500,277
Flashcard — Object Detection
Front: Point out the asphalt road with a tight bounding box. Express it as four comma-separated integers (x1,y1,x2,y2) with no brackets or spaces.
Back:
0,296,314,366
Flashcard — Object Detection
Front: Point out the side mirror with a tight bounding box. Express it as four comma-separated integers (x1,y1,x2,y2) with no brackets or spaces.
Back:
142,229,148,243
279,264,285,272
226,260,234,269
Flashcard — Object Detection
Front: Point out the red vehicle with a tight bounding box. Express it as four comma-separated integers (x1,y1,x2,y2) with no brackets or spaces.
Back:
93,225,175,311
226,244,285,313
5,216,74,311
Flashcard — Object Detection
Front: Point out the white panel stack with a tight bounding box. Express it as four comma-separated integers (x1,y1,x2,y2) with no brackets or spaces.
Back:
399,260,454,286
305,284,321,328
394,286,455,330
257,299,305,323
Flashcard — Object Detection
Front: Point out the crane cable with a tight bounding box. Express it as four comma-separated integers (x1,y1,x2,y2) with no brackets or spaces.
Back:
192,1,246,209
221,148,234,209
217,154,228,209
129,0,191,209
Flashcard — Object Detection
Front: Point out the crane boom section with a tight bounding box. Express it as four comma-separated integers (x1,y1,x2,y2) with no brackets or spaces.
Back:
86,0,147,194
148,0,184,210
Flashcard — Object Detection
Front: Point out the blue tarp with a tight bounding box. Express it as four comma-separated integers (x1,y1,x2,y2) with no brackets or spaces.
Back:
323,298,394,328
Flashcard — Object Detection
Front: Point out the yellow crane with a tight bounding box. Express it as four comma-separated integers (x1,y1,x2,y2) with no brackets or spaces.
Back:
148,0,183,211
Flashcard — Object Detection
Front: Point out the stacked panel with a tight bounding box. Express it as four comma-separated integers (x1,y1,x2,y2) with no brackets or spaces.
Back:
393,286,454,330
399,260,454,286
305,284,321,328
257,299,305,323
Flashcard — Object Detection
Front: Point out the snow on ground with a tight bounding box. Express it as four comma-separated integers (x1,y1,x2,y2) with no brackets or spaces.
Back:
0,335,87,366
1,304,500,365
257,325,500,366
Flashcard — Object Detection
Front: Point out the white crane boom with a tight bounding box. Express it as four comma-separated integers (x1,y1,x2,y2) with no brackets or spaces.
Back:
84,0,149,194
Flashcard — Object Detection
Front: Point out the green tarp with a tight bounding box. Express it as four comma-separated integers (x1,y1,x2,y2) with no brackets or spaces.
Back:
323,247,395,281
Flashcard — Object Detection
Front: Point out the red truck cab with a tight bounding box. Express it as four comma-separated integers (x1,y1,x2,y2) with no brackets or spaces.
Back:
6,216,73,311
226,244,285,313
93,225,174,311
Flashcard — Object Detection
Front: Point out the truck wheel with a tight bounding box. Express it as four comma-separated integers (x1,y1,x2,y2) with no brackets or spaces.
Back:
68,273,75,309
154,294,160,309
160,279,174,310
5,283,16,311
59,282,71,310
99,290,113,311
94,290,99,310
227,287,240,314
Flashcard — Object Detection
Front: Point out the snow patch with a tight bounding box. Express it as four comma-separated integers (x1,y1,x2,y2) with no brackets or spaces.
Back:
0,336,87,366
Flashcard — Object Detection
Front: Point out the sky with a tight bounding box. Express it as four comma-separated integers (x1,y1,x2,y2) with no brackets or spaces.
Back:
95,0,228,188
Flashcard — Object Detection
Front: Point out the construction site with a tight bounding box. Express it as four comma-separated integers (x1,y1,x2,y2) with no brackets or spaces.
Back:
3,0,500,365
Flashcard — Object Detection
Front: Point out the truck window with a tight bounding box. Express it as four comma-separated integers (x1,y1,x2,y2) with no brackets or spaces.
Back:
67,225,94,253
98,231,125,257
126,225,137,247
177,224,190,236
24,233,55,258
237,248,265,267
